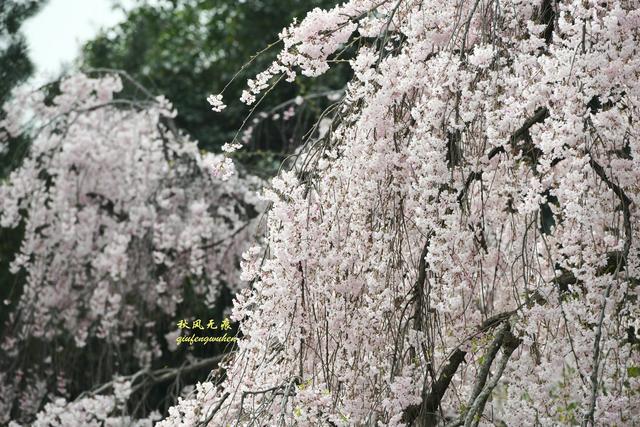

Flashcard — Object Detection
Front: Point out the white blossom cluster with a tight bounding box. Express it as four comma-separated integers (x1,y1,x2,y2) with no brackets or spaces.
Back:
161,0,640,425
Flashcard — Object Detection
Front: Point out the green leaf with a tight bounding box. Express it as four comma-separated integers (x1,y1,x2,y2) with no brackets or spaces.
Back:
628,366,640,378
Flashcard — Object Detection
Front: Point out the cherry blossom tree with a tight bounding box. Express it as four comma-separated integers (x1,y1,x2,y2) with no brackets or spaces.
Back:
0,72,264,424
160,0,640,425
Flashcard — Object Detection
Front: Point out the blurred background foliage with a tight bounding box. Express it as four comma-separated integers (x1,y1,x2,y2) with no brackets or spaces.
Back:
0,0,45,328
0,0,45,179
0,0,44,109
81,0,350,177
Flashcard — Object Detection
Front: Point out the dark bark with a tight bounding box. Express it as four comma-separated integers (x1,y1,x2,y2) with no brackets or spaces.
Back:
401,313,516,426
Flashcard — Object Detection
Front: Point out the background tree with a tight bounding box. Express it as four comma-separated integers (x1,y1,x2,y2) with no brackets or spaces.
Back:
0,72,264,424
0,0,43,114
0,0,46,177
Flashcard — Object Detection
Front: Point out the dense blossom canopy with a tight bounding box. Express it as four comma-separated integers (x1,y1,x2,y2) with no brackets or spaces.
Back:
0,73,264,424
161,0,640,425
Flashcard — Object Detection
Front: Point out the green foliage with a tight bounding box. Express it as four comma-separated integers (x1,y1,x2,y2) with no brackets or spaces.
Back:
82,0,350,175
0,224,25,327
0,0,43,106
0,0,45,178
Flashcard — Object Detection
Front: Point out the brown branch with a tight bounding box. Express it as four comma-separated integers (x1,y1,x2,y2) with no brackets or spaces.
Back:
198,392,230,427
553,251,626,294
463,330,521,427
537,0,556,44
76,354,227,401
413,239,432,332
401,348,467,426
588,158,632,258
585,157,633,426
457,171,482,204
402,312,516,426
133,354,227,394
487,107,549,160
464,323,509,410
458,107,550,205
